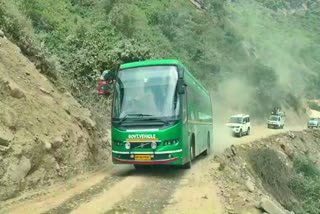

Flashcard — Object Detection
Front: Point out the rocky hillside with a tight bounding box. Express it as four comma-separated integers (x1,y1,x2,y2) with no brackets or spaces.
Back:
215,129,320,214
0,34,110,201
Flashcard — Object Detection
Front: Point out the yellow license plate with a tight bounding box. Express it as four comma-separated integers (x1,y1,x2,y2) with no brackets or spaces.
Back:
134,155,152,161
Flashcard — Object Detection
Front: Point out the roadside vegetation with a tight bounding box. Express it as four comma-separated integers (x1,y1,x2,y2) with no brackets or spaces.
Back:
1,0,320,123
249,148,320,214
308,100,320,112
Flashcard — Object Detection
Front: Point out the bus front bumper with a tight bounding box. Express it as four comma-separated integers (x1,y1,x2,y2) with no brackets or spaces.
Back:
113,157,179,164
112,150,183,165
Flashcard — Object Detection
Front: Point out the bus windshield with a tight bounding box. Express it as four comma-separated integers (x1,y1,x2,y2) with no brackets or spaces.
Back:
112,65,180,120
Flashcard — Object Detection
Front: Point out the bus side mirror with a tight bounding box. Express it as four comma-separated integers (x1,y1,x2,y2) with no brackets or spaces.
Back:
178,79,186,94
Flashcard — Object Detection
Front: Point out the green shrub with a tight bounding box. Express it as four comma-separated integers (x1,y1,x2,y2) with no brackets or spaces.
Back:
0,1,60,82
289,156,320,214
293,156,320,178
249,148,294,206
250,150,320,214
308,101,320,111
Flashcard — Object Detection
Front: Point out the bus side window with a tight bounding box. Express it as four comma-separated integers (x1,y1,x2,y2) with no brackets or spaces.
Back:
187,87,194,120
183,92,188,122
187,84,204,121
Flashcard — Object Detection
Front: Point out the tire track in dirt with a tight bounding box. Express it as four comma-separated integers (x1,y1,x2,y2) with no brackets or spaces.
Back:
100,155,223,214
103,166,185,214
1,172,108,214
41,166,142,214
0,167,132,214
42,175,123,214
69,173,147,214
163,156,224,214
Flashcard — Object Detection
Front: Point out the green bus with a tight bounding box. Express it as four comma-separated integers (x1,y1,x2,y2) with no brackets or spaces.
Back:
111,59,213,169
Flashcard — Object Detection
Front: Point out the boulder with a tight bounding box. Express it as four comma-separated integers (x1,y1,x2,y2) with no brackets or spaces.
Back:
260,197,286,214
51,136,64,149
43,141,52,151
4,156,32,183
75,115,96,131
0,129,14,147
0,107,18,130
39,87,52,96
7,81,26,99
245,179,255,192
288,132,295,139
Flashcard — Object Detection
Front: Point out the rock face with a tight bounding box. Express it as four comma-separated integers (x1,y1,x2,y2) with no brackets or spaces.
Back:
6,156,32,182
0,35,109,201
0,107,17,130
280,143,295,160
0,30,4,38
259,197,286,214
0,129,14,147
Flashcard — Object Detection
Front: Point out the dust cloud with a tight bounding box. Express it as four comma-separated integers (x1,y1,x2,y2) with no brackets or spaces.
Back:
209,1,310,146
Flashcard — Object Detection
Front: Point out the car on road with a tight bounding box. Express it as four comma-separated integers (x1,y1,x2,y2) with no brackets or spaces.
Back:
267,114,285,129
226,114,251,137
308,118,320,129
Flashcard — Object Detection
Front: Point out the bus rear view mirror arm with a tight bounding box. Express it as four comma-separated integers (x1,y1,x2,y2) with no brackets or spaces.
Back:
178,80,186,94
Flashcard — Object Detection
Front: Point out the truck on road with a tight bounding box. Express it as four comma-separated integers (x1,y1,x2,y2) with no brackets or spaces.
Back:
267,111,285,129
308,118,320,129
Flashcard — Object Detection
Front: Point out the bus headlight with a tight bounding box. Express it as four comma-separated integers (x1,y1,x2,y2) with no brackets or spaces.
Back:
151,142,157,150
163,139,179,146
114,141,124,146
125,142,131,150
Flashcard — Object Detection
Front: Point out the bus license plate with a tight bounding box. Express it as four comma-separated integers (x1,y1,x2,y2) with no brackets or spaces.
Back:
134,155,151,161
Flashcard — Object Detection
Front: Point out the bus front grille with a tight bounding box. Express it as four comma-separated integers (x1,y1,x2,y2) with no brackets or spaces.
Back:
129,142,161,149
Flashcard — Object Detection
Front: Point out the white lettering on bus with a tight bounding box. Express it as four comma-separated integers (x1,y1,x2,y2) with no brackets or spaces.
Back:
128,134,156,139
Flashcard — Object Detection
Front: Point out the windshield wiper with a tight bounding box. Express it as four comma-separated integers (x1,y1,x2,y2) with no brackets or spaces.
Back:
143,117,169,125
118,113,153,124
117,114,170,125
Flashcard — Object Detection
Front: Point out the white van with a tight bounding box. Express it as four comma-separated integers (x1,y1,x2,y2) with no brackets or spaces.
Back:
226,114,251,137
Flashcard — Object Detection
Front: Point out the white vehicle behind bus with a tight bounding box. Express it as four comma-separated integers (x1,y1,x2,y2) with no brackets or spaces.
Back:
267,114,285,129
226,114,251,137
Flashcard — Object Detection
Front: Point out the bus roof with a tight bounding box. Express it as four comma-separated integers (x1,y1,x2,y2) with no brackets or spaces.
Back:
120,59,183,69
120,59,209,95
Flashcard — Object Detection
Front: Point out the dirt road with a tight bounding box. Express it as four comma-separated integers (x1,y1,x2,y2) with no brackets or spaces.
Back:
0,125,306,214
0,157,223,214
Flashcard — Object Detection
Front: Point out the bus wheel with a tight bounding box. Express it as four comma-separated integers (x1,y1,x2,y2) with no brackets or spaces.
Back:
182,146,193,169
203,133,211,156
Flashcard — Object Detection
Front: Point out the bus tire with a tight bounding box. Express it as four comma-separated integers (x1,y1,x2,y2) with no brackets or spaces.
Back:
203,133,211,156
182,145,193,169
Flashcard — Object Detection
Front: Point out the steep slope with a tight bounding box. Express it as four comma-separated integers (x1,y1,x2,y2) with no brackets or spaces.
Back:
0,35,109,201
215,129,320,214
